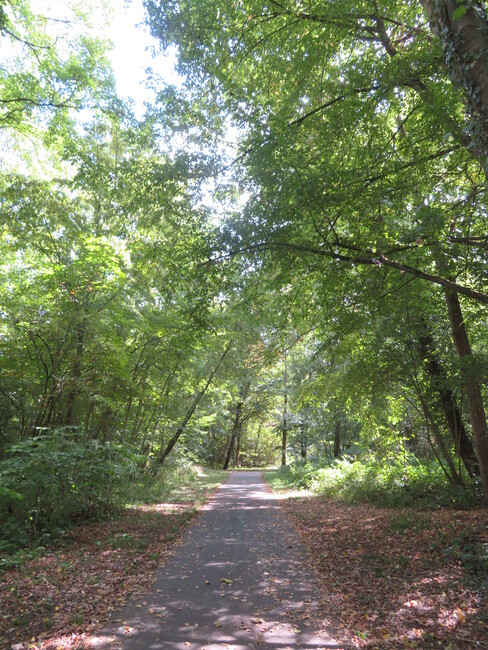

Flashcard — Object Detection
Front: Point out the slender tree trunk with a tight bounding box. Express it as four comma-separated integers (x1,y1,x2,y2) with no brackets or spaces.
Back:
97,407,112,443
444,290,488,503
333,421,341,458
223,400,243,470
129,399,144,441
235,428,241,468
421,401,459,485
83,401,95,442
323,437,332,458
123,396,133,430
151,366,179,458
282,349,288,467
416,386,463,485
300,423,307,460
159,342,231,466
66,305,89,428
254,420,262,467
223,381,250,470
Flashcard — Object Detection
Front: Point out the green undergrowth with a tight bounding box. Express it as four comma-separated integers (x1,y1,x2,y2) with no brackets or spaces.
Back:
0,431,136,555
265,456,482,509
0,431,225,564
124,464,226,507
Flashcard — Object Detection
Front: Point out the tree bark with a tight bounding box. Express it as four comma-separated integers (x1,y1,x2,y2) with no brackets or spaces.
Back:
253,419,263,467
158,342,231,465
417,325,478,476
419,0,488,167
300,423,307,459
444,289,488,503
282,348,288,467
417,386,462,485
223,381,250,470
334,421,341,458
65,311,88,429
223,400,243,470
235,430,241,467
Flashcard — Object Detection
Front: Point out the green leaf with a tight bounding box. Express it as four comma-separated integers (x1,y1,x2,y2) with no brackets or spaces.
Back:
452,5,467,20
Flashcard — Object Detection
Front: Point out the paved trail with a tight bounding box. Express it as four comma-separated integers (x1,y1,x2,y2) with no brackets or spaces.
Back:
106,471,344,649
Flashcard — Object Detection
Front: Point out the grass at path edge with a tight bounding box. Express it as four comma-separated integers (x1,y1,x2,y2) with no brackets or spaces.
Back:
263,468,488,649
0,467,226,649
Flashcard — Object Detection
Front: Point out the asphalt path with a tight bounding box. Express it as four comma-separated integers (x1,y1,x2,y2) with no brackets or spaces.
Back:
105,470,344,649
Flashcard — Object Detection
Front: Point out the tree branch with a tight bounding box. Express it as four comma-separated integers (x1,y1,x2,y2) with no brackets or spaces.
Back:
212,241,488,304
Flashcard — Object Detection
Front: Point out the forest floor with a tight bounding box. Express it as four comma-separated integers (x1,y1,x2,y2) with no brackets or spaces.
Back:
0,469,225,650
95,470,339,650
2,470,487,650
274,487,488,649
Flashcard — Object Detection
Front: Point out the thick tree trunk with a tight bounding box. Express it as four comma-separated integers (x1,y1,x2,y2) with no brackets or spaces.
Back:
444,290,488,503
159,342,231,466
417,326,478,476
420,0,488,165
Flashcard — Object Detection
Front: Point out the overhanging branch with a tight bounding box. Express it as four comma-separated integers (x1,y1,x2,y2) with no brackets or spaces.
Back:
213,240,488,304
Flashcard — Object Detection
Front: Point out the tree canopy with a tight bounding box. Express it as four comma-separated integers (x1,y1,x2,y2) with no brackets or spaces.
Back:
141,0,488,502
1,0,488,544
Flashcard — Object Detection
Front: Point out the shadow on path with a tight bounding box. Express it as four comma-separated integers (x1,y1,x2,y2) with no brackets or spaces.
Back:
101,471,347,649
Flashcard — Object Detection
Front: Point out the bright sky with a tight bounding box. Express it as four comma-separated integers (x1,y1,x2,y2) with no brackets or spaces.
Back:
107,0,183,117
0,0,184,173
27,0,183,119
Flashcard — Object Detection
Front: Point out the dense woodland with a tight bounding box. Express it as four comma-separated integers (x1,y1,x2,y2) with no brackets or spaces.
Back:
1,0,488,552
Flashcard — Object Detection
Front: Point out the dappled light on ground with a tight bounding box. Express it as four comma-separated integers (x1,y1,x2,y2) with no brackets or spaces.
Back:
93,471,344,649
280,492,487,648
135,502,192,513
24,633,118,649
2,471,346,650
0,476,223,649
4,472,486,649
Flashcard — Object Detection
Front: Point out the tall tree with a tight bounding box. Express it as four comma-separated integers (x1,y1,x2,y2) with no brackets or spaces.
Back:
145,0,488,501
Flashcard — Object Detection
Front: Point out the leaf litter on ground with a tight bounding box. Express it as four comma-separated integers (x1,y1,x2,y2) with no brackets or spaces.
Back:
278,494,488,649
0,475,223,650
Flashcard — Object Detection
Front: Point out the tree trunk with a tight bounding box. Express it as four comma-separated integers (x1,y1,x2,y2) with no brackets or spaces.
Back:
416,384,463,485
333,421,341,458
159,342,231,466
66,304,89,429
235,428,241,468
281,349,288,467
300,423,307,459
417,325,478,476
420,0,488,167
223,400,243,470
253,419,262,467
444,289,488,503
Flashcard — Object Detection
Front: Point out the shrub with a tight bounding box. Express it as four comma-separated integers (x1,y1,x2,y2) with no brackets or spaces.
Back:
123,456,201,505
0,429,140,550
269,456,481,508
309,456,480,508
